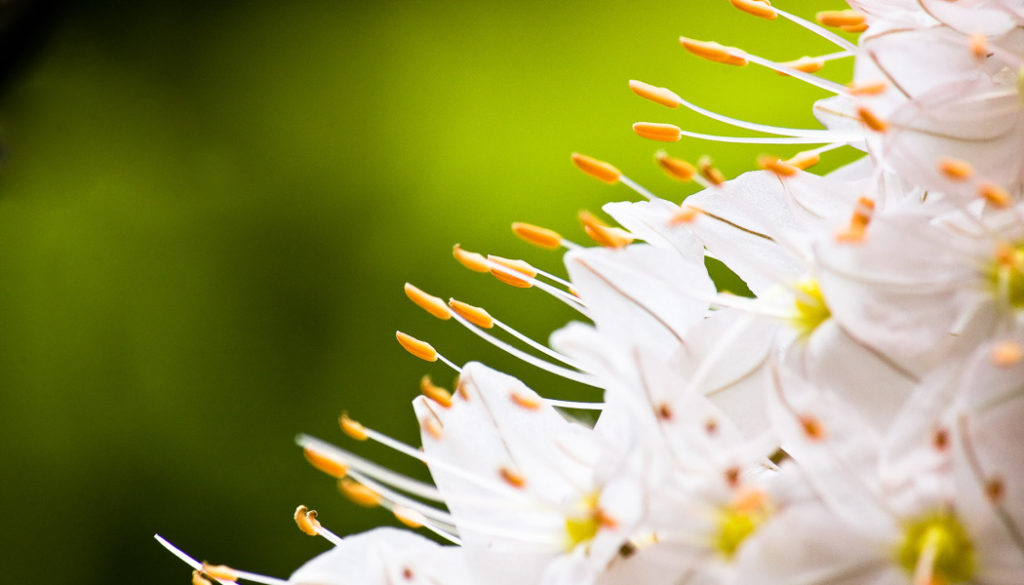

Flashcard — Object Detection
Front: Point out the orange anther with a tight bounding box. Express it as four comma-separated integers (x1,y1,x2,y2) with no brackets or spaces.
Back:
488,255,536,288
633,122,682,142
499,466,527,488
847,80,887,96
393,506,426,529
836,196,875,243
778,56,824,75
339,478,382,507
303,447,349,478
798,415,827,441
510,391,542,410
579,210,633,248
655,150,696,181
782,150,821,170
991,340,1023,367
571,153,621,184
339,411,369,441
970,32,988,59
404,283,452,320
698,156,726,185
679,37,748,66
452,244,490,273
733,488,768,513
294,505,321,536
192,570,214,585
448,299,494,329
816,9,865,28
978,182,1010,208
757,154,799,177
201,564,240,582
840,23,868,33
420,375,453,407
396,331,439,362
730,0,777,20
670,205,703,224
596,509,619,529
937,157,974,181
628,80,682,108
421,415,443,440
512,222,563,249
856,105,889,132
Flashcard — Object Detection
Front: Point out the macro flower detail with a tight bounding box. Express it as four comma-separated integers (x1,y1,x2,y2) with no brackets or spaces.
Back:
157,2,1024,585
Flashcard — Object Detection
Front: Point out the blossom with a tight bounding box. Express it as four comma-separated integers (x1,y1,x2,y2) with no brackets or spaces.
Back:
158,2,1024,585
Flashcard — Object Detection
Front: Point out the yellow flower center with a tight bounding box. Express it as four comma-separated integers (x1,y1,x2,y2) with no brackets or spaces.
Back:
714,489,768,559
564,492,602,550
896,512,975,585
989,241,1024,309
791,277,831,335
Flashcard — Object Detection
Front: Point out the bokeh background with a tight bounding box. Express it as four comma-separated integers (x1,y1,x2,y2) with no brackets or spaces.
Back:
0,1,853,583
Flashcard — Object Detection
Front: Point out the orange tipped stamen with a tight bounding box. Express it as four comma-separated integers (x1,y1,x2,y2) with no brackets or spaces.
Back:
836,196,875,243
571,153,621,184
339,411,369,441
970,32,988,59
404,283,452,320
393,506,426,529
448,299,494,329
487,255,536,288
730,0,777,20
655,150,696,181
778,56,824,75
938,157,974,181
453,244,489,272
339,478,382,507
856,106,889,132
799,415,827,441
512,222,563,249
304,447,349,478
628,80,682,108
510,391,542,410
294,505,321,536
979,181,1011,208
782,150,821,170
679,37,748,66
757,154,799,177
698,156,726,186
201,564,240,582
991,340,1023,367
670,205,703,224
847,80,887,96
396,331,439,362
816,9,865,28
840,22,868,33
633,122,682,142
192,570,213,585
580,210,633,248
499,466,527,488
420,375,453,407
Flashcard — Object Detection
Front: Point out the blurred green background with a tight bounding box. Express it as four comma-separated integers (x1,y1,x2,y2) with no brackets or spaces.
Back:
0,1,850,583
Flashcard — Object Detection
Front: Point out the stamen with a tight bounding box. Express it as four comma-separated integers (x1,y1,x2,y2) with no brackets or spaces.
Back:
154,536,289,585
991,340,1024,367
978,181,1011,208
730,0,776,20
404,283,452,320
937,157,974,181
970,32,988,60
771,6,857,52
741,52,851,94
303,446,349,478
395,331,439,362
448,299,494,328
579,210,634,248
488,255,536,288
571,152,621,184
339,478,383,507
629,80,682,108
500,466,527,488
420,375,454,407
798,414,827,441
777,56,824,75
848,80,888,96
757,154,799,177
856,105,889,132
193,570,213,585
836,196,876,243
671,204,704,224
293,505,321,536
393,505,427,529
512,222,564,250
679,37,748,66
782,150,820,170
815,10,865,28
633,122,683,142
452,244,490,272
698,156,727,186
340,412,369,441
301,438,448,502
655,150,696,182
202,565,240,583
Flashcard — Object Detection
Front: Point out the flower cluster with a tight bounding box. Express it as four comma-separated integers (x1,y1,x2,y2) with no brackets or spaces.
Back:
159,2,1024,585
